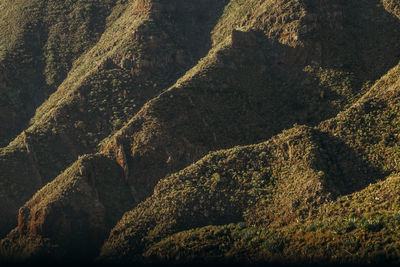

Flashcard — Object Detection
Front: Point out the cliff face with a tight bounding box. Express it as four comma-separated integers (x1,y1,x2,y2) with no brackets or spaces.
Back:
1,0,400,265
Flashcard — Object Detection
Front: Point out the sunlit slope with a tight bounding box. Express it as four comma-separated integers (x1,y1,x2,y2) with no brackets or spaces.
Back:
0,0,122,146
1,0,400,264
100,53,400,264
100,0,400,209
0,0,229,237
139,173,400,265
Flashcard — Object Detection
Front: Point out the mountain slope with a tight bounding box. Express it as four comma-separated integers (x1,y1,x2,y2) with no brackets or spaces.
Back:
0,0,123,146
140,173,400,265
0,0,229,236
99,53,400,264
1,0,400,265
101,0,400,208
1,154,134,262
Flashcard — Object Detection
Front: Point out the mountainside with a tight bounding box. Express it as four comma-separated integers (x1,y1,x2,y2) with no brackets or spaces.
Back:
1,0,400,265
0,0,229,237
0,0,123,147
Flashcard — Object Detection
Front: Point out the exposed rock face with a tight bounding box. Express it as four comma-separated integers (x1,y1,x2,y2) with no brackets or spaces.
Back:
231,30,258,48
0,67,5,88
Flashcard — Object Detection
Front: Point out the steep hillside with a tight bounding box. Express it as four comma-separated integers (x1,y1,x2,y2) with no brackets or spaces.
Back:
1,0,400,265
4,53,400,262
0,0,228,236
1,154,134,262
97,55,400,264
139,173,400,265
0,0,123,146
101,0,400,206
97,125,381,262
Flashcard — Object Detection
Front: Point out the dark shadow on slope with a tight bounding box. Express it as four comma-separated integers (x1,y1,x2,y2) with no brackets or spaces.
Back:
246,126,386,227
314,130,386,197
0,154,135,262
299,0,400,87
0,22,49,147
